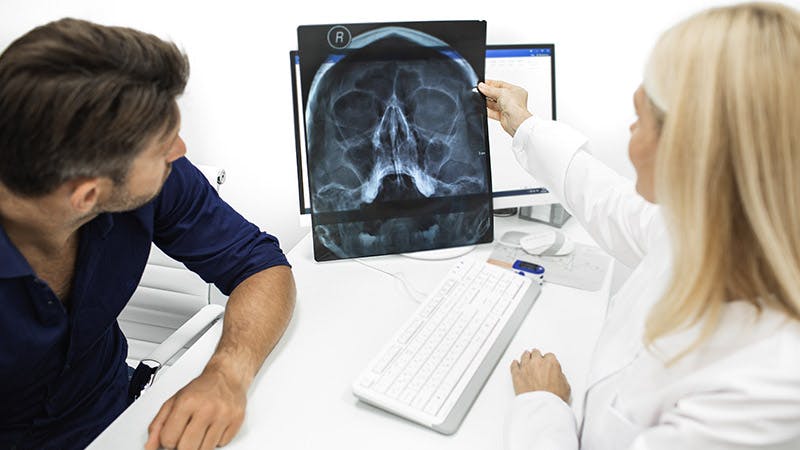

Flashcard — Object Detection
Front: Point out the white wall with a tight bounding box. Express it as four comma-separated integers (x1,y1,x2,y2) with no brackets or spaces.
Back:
3,0,797,253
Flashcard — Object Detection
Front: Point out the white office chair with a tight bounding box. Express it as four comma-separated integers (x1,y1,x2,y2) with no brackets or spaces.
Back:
119,164,227,399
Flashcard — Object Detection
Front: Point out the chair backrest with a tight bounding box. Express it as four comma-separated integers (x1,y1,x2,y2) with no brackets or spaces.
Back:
119,164,226,366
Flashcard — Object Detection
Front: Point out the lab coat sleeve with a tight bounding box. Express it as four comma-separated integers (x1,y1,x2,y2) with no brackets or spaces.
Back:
511,117,662,268
504,391,578,450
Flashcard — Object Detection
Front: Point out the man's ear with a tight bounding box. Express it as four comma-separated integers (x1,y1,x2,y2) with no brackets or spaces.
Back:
68,178,104,214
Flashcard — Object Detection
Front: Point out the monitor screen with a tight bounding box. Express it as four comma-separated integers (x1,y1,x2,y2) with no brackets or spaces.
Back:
296,21,493,262
485,44,557,209
291,43,556,222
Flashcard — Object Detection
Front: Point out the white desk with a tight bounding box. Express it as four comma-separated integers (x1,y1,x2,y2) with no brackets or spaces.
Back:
89,216,613,449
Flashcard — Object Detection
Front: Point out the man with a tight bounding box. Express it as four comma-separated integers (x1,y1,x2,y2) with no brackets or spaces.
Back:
0,18,296,450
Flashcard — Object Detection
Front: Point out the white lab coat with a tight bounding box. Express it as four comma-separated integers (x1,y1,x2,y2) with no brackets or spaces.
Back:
503,117,800,450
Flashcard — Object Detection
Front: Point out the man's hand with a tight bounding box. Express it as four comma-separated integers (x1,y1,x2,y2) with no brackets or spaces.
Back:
478,80,533,137
510,349,571,403
145,365,247,450
144,266,294,449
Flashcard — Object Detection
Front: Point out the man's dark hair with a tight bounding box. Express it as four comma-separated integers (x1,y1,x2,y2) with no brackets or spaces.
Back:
0,18,189,197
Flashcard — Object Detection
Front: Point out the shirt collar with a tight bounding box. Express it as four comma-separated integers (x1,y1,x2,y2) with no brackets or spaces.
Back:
0,213,115,279
91,213,115,239
0,223,34,279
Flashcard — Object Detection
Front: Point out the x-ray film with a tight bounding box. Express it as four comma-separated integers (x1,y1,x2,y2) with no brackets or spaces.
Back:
297,21,492,261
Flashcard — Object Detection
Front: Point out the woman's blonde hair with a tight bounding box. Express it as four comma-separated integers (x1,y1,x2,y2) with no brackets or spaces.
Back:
642,2,800,356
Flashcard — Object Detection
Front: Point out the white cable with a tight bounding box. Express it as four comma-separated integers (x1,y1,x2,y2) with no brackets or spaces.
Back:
354,259,428,304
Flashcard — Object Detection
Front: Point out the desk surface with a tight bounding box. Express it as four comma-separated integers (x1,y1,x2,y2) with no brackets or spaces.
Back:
89,216,613,450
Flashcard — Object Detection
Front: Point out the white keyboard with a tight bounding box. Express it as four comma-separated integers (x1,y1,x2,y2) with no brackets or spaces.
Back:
352,257,541,434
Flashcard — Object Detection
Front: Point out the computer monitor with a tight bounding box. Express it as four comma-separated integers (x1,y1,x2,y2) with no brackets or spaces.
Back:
484,44,557,209
291,43,557,226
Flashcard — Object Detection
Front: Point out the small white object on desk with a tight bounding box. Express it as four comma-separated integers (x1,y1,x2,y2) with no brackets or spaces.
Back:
520,231,574,256
497,229,575,256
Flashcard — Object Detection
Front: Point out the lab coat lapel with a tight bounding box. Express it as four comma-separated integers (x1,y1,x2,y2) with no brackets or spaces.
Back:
585,306,645,389
585,235,673,389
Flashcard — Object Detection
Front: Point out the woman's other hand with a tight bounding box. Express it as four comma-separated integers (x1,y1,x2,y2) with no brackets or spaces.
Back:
511,348,571,403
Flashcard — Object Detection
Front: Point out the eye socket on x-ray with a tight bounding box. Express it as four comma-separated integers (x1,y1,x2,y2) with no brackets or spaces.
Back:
332,93,380,134
412,90,458,133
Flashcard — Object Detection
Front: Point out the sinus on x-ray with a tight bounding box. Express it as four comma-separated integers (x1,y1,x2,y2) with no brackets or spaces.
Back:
297,21,493,261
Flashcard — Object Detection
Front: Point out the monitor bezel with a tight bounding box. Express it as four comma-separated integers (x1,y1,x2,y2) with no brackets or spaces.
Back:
289,50,310,216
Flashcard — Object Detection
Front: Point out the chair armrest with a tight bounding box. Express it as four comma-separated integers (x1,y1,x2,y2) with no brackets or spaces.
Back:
129,304,224,401
148,303,224,365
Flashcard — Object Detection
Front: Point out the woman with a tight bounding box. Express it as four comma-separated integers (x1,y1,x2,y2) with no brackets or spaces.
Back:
478,2,800,449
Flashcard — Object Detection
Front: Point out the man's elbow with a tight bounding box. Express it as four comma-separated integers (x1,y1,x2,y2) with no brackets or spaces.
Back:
260,264,296,320
274,265,296,319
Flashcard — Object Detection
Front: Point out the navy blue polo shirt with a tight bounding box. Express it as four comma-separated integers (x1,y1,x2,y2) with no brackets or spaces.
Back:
0,157,290,449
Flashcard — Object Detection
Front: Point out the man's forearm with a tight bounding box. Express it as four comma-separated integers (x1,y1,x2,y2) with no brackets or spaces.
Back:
205,265,296,388
145,266,295,450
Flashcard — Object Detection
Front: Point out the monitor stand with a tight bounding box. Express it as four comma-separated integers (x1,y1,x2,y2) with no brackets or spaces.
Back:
401,245,476,261
492,207,518,217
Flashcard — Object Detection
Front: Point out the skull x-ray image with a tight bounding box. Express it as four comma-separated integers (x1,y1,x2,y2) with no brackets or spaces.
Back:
297,21,492,261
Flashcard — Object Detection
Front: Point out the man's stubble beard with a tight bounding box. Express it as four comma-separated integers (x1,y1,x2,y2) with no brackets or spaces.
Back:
76,164,173,225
